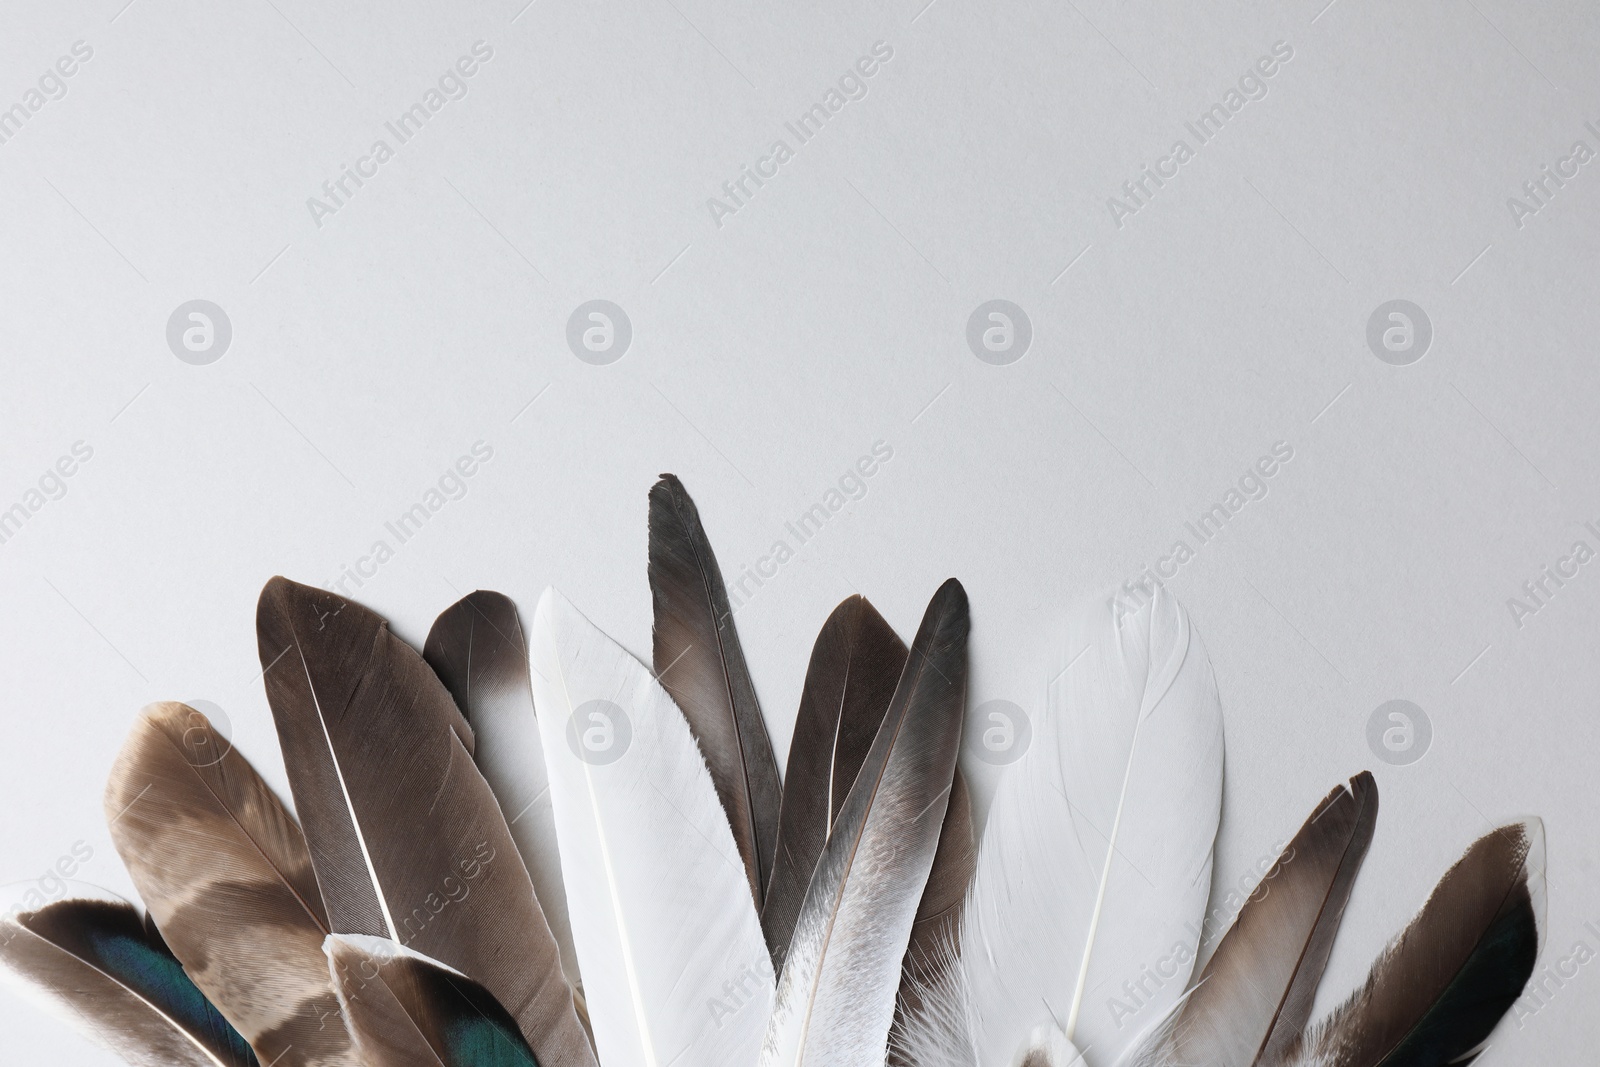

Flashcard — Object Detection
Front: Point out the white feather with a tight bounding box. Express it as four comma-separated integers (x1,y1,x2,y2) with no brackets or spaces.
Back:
903,586,1222,1067
528,587,773,1067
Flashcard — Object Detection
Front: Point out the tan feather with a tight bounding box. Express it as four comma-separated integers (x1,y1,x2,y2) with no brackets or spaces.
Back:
104,701,358,1067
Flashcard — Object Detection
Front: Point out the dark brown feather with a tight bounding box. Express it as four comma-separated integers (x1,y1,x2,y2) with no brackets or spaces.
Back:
255,577,595,1067
762,579,970,1065
762,595,907,966
647,474,782,908
1171,772,1379,1067
1287,819,1543,1067
103,701,358,1067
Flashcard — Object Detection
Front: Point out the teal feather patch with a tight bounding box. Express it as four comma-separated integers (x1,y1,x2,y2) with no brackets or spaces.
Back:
1,898,256,1067
328,932,545,1067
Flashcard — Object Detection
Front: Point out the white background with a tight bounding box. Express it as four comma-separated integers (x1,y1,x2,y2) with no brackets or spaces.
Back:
1,0,1596,1062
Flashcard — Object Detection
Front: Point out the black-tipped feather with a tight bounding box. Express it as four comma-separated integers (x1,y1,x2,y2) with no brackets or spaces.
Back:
647,474,782,908
1285,819,1543,1067
763,595,907,967
0,898,257,1067
255,577,595,1067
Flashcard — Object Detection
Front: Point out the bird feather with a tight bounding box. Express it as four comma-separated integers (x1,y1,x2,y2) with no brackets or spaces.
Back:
424,591,580,989
327,933,541,1067
1282,819,1545,1067
648,474,783,908
103,701,360,1067
763,595,907,969
254,577,594,1067
528,586,774,1067
1140,773,1379,1067
761,578,969,1067
901,586,1222,1067
0,898,256,1067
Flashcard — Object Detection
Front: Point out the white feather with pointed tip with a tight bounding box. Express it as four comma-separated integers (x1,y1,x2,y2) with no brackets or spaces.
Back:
899,586,1222,1067
529,587,773,1067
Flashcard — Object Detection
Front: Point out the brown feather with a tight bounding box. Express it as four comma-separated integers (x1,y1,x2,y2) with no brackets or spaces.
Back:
647,474,782,908
761,579,970,1067
763,595,907,966
103,701,358,1067
1170,772,1379,1067
255,577,595,1067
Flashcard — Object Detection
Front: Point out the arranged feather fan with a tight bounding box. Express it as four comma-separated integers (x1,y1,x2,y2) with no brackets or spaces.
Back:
0,473,1551,1067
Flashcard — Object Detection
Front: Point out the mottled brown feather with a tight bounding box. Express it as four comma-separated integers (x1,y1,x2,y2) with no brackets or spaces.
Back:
104,702,358,1067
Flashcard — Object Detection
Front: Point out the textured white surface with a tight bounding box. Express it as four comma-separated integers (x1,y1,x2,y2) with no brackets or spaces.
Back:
0,0,1595,1062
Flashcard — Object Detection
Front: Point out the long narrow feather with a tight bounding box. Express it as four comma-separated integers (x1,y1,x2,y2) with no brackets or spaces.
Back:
1283,819,1545,1067
1151,773,1378,1067
327,934,540,1067
896,769,976,1033
761,578,969,1067
763,595,907,968
103,701,359,1067
0,898,257,1067
648,473,782,907
904,586,1223,1067
529,586,774,1067
255,577,595,1067
423,591,580,988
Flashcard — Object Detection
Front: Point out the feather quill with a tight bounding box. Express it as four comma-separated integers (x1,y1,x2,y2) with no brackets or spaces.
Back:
0,898,257,1067
1283,819,1545,1067
423,591,579,989
327,933,540,1067
648,473,783,908
528,586,774,1067
901,585,1222,1067
103,701,359,1067
1145,773,1378,1067
761,578,969,1067
763,595,908,967
254,577,594,1067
